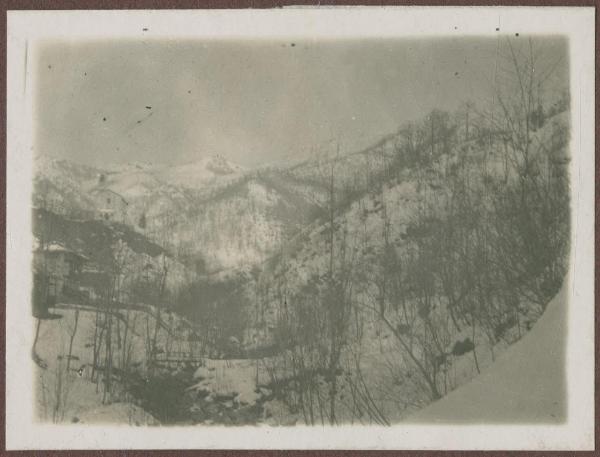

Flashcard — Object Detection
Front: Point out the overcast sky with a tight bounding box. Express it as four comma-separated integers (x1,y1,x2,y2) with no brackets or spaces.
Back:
35,36,567,168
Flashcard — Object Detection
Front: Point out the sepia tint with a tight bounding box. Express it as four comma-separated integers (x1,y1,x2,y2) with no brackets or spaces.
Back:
31,35,571,427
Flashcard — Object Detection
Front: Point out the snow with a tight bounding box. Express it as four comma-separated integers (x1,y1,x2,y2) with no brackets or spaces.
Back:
91,170,162,201
31,109,571,426
188,358,272,407
154,155,243,190
34,305,193,425
246,181,279,206
407,286,567,423
36,363,157,425
193,366,211,380
38,243,73,253
75,402,158,425
34,152,321,273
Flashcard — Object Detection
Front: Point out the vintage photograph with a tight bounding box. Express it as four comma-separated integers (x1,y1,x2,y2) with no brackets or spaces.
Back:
6,7,595,451
30,34,571,426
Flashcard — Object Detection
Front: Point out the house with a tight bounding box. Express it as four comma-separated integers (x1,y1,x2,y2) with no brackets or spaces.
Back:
75,263,111,302
90,188,129,223
32,243,88,317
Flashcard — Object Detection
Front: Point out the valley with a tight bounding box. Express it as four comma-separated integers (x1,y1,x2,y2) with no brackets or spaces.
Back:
32,92,571,425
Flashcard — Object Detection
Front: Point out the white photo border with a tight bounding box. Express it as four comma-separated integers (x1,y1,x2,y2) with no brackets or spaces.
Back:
6,6,595,450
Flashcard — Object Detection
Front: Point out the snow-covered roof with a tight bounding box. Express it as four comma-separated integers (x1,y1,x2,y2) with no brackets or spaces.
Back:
90,187,129,205
82,263,104,273
42,243,70,253
35,243,88,260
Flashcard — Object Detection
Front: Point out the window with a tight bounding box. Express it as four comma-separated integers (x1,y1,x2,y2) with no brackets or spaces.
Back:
107,197,111,204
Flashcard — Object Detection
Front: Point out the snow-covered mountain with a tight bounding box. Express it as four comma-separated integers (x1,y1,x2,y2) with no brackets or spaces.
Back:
33,155,100,218
31,104,571,426
33,154,325,272
226,106,572,424
154,154,244,190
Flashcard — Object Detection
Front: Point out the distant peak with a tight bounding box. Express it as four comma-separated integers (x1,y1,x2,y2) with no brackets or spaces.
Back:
182,154,244,175
205,155,238,175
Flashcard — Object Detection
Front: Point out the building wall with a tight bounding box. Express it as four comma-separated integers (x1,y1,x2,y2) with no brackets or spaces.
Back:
91,189,128,223
33,251,83,299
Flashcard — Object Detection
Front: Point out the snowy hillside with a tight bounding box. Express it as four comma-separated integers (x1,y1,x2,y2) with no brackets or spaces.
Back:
33,304,196,425
33,154,327,272
238,106,571,425
95,155,244,199
33,155,100,218
34,154,245,213
154,154,244,190
408,285,567,423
